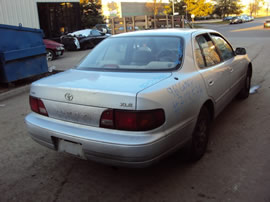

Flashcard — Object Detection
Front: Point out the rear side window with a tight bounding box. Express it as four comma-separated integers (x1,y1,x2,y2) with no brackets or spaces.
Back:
194,40,205,68
196,34,221,67
210,34,234,61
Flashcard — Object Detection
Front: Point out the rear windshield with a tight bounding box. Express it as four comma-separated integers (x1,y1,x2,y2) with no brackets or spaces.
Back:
77,36,184,71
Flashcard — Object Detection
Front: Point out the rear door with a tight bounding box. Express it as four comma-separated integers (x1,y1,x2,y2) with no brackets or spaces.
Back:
210,33,247,96
193,33,232,115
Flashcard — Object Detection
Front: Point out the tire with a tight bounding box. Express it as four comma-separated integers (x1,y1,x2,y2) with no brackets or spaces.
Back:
237,69,251,99
46,49,55,61
188,106,210,161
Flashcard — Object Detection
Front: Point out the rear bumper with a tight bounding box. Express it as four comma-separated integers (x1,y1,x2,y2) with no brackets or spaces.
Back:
25,113,194,167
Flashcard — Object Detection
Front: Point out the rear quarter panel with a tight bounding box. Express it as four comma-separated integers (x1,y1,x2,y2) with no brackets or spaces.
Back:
136,36,210,142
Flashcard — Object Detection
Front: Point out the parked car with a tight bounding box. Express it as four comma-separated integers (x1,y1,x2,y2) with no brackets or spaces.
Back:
242,16,249,22
25,29,252,167
223,16,233,21
60,29,111,50
264,20,270,28
94,24,111,34
43,39,64,61
230,16,243,24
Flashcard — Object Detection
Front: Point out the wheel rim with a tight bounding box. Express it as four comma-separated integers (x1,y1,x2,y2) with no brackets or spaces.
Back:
47,51,53,61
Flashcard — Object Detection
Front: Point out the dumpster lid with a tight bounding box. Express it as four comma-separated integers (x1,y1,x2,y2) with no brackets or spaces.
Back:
0,24,43,34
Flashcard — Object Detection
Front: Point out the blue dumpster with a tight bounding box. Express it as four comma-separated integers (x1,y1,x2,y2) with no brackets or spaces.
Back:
0,24,48,83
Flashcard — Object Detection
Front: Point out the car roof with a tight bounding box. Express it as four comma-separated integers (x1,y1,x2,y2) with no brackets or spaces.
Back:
111,28,217,38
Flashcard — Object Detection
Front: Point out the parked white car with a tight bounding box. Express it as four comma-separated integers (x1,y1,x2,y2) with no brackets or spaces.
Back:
25,29,252,167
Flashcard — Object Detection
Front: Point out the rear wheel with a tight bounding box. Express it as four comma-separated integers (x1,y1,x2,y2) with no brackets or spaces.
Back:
189,106,210,161
237,69,251,99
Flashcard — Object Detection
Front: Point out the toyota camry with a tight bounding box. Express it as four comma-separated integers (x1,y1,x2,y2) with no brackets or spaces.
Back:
25,29,252,167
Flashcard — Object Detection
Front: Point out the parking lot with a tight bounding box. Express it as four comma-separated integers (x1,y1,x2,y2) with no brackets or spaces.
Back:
1,18,270,202
48,49,91,71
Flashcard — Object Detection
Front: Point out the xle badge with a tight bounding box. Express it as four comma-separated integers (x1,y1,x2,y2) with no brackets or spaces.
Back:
120,103,133,108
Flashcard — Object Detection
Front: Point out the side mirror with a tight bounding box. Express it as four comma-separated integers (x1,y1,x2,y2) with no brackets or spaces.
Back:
235,47,246,55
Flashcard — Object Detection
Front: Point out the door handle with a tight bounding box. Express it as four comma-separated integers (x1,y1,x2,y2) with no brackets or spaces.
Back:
229,67,234,73
208,80,214,86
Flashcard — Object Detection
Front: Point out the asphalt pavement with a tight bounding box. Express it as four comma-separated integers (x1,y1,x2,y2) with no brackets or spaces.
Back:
1,18,270,202
48,49,91,71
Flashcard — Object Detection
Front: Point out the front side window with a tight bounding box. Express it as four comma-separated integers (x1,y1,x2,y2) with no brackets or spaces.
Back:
196,34,221,67
77,36,184,71
210,34,234,61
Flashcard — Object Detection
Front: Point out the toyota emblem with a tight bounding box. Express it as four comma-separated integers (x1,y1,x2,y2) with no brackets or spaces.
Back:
65,93,73,101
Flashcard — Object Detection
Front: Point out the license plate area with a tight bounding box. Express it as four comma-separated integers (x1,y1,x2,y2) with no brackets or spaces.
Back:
58,139,86,159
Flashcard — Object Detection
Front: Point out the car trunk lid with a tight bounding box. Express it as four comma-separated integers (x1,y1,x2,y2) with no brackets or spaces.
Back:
30,69,171,126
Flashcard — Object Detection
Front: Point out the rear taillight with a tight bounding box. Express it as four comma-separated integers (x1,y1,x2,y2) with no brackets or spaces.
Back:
100,109,165,131
29,96,48,116
100,109,114,129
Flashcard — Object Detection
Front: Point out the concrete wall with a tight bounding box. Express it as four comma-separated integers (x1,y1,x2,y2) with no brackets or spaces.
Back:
120,2,168,17
121,2,149,17
0,0,79,29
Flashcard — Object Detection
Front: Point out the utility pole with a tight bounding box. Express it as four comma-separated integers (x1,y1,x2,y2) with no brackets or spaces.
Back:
183,5,187,20
172,0,175,15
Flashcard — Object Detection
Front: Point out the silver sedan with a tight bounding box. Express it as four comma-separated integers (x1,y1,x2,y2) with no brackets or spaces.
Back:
25,29,252,167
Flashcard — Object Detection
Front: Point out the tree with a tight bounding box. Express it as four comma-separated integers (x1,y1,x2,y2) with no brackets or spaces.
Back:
164,0,187,15
249,0,265,16
164,0,213,18
146,0,164,15
80,0,104,28
107,1,119,17
214,0,242,18
184,0,214,17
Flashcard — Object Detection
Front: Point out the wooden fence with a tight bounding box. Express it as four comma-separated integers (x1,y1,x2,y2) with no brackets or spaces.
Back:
110,15,185,35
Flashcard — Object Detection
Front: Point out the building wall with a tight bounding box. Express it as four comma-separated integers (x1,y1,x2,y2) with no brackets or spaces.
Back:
121,2,149,16
121,2,168,17
0,0,79,29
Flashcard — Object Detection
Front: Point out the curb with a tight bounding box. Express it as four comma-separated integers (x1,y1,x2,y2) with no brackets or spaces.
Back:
0,85,30,102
